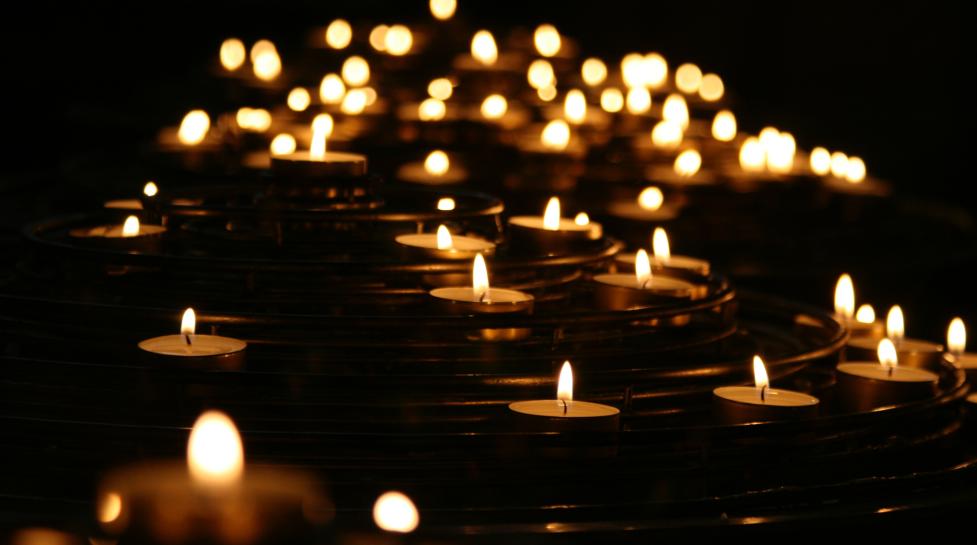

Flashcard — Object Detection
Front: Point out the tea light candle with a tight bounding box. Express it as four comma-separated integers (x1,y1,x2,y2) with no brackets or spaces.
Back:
846,305,943,368
69,215,166,252
396,150,468,185
396,224,496,260
429,254,534,314
103,181,159,212
615,227,709,277
271,114,366,178
593,249,697,310
713,356,819,425
509,361,620,432
605,186,680,223
837,338,939,412
508,197,601,254
98,411,330,544
138,308,247,369
946,317,977,379
831,274,884,339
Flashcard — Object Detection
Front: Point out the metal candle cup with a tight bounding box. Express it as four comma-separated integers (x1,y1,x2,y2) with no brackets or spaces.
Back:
429,286,534,341
507,216,601,254
271,150,367,179
835,362,939,412
395,233,496,261
591,273,697,311
138,334,247,369
845,337,943,370
68,222,166,253
712,386,819,425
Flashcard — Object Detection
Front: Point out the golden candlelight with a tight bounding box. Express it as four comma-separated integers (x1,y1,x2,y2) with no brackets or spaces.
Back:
341,88,368,115
662,94,689,129
538,85,557,102
581,58,608,86
758,126,780,153
252,43,281,81
753,355,770,399
437,197,456,211
675,63,703,94
249,39,275,62
436,225,453,250
711,110,737,141
878,338,898,372
652,227,670,259
187,410,244,487
557,360,574,402
635,249,652,288
480,94,508,119
319,73,346,104
846,156,867,183
738,137,765,172
98,491,123,524
177,110,210,145
527,59,555,89
856,304,876,324
626,87,651,114
235,107,272,132
534,24,562,57
428,78,453,100
834,274,855,320
219,38,246,71
810,147,831,175
384,24,413,56
121,216,140,238
270,133,297,156
369,25,389,51
542,197,561,230
541,119,571,151
564,89,587,124
574,212,590,226
766,132,795,174
430,0,457,20
699,73,724,101
325,19,352,49
471,30,498,66
362,87,378,106
373,491,419,533
620,53,646,88
472,253,490,300
830,151,849,178
310,114,333,160
644,53,668,89
418,98,447,121
424,150,450,176
637,186,664,211
674,149,702,177
887,305,904,344
341,56,370,86
287,87,311,111
651,120,682,149
948,318,967,357
143,181,158,197
181,308,196,337
600,88,624,112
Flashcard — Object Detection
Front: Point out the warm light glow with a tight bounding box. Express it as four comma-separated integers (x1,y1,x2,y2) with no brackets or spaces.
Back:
121,216,140,237
177,110,210,145
424,150,450,176
310,114,333,159
662,94,689,129
635,249,652,288
181,308,196,336
766,132,795,174
235,107,272,132
471,30,498,66
637,186,664,210
368,24,389,51
430,0,457,20
574,212,590,226
342,56,370,86
362,87,378,106
886,305,904,344
542,197,561,231
699,73,724,101
384,24,413,56
753,355,769,397
581,58,607,86
557,360,573,402
143,181,158,197
651,120,683,149
418,98,446,121
437,197,455,211
325,19,353,49
541,120,571,151
287,87,311,111
626,86,651,114
674,149,702,177
537,85,557,102
878,338,898,370
644,53,668,89
249,40,275,62
472,253,490,300
711,110,737,142
810,147,831,175
534,24,562,57
428,78,453,100
480,94,508,119
600,88,624,113
219,38,246,71
856,304,876,324
948,317,967,357
830,151,849,178
341,88,369,115
675,63,703,94
187,410,244,486
319,73,346,104
758,127,780,152
652,227,670,260
739,137,765,172
373,491,419,533
834,274,855,320
436,225,453,250
564,89,587,124
527,59,555,89
846,156,867,183
252,47,281,81
98,491,123,524
270,133,297,156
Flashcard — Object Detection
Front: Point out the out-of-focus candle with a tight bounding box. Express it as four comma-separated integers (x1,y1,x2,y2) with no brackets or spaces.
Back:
711,110,737,142
810,147,832,175
287,87,311,111
319,73,346,104
384,24,413,56
564,89,587,124
626,87,651,114
219,38,246,71
593,249,697,310
509,196,602,254
699,73,724,101
534,24,562,57
600,88,624,113
373,491,420,533
675,63,703,94
481,94,508,119
673,149,702,177
428,78,454,100
470,30,498,66
341,56,370,86
430,0,457,20
527,59,555,90
325,19,353,49
396,224,496,260
581,58,607,86
847,304,943,369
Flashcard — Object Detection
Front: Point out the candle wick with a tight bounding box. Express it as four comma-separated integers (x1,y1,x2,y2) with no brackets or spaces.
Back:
562,399,568,415
185,334,193,347
478,291,488,303
887,365,893,378
760,385,767,402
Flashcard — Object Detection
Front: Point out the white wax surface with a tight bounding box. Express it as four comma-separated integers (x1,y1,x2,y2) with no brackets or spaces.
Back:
616,252,710,274
395,234,496,254
430,287,533,305
509,399,620,418
592,273,694,293
713,386,819,407
836,363,938,383
139,334,246,357
509,216,599,234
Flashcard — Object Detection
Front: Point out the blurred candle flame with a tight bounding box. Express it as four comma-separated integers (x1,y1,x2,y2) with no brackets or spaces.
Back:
373,491,419,533
643,53,668,89
675,63,703,94
437,197,455,211
436,225,453,250
846,156,867,184
574,212,590,226
626,86,651,114
537,85,557,102
581,58,607,86
341,88,368,115
325,19,352,49
886,305,904,344
652,227,670,260
651,120,682,149
674,149,702,177
270,133,297,156
600,88,624,113
187,410,244,487
753,355,769,399
428,78,453,100
177,110,210,145
319,73,346,104
856,304,876,324
143,181,158,197
310,114,334,159
287,87,311,111
738,137,765,172
480,94,507,119
430,0,457,20
527,59,555,89
384,24,413,56
635,249,652,288
472,253,490,301
834,274,855,320
471,30,498,66
541,120,570,151
830,151,849,178
878,338,898,370
564,89,587,124
637,186,664,211
711,110,737,142
557,360,573,402
418,98,447,121
342,56,370,86
219,38,246,71
252,44,281,81
810,147,831,175
121,216,140,238
662,94,689,129
424,150,450,176
542,197,561,231
98,491,123,524
948,317,966,357
534,24,562,57
699,73,724,101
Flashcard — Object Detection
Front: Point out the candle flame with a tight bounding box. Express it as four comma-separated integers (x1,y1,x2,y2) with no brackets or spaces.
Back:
310,114,333,160
424,150,450,176
581,58,607,86
662,93,689,129
249,39,275,62
471,30,498,66
644,53,669,89
437,197,455,211
98,491,123,524
177,110,210,145
856,304,876,324
948,317,967,357
886,305,904,344
541,120,570,151
542,197,561,231
564,89,587,124
574,212,590,226
430,0,457,20
673,149,702,177
527,59,555,89
181,308,196,336
739,137,765,172
537,85,557,102
834,274,855,320
472,253,490,301
325,19,352,49
675,63,703,94
651,120,682,149
384,24,413,56
878,338,898,370
187,410,244,486
637,186,664,211
252,47,281,81
635,249,652,288
143,181,158,197
626,86,651,114
270,133,297,156
620,53,645,88
480,94,508,119
557,360,573,402
699,73,724,101
652,228,670,260
600,88,624,113
534,24,562,57
219,38,246,71
830,151,849,178
428,78,453,100
121,216,140,237
753,355,769,398
712,110,737,142
287,87,311,111
342,56,370,87
418,98,446,121
341,88,368,115
369,25,388,51
319,73,346,104
235,107,272,132
846,156,867,184
436,225,453,250
373,491,419,533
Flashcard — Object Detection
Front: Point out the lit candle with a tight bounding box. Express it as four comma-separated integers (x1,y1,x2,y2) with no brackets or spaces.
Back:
592,249,698,310
429,254,534,314
713,356,819,425
832,273,884,339
836,338,939,412
271,114,366,178
104,181,160,212
69,214,166,252
946,317,977,378
373,491,420,534
396,150,468,185
508,360,620,432
138,308,247,368
396,224,496,260
846,305,943,368
508,197,602,254
616,227,710,277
